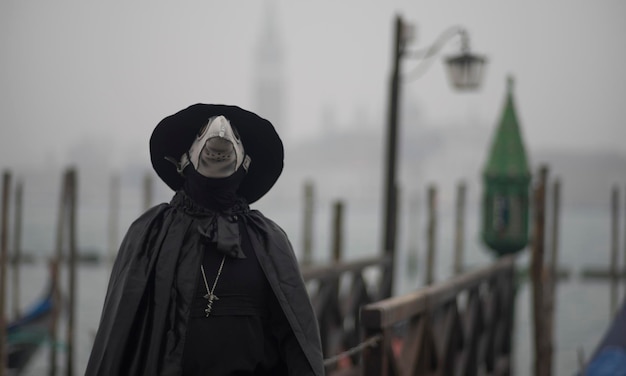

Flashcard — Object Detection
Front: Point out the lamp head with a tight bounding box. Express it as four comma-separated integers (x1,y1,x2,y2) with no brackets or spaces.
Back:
445,52,488,91
444,29,487,91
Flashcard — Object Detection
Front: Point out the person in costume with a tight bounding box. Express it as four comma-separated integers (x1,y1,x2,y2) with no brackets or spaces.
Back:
86,104,324,375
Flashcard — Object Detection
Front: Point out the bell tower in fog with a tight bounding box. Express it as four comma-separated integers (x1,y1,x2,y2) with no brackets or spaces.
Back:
253,1,286,137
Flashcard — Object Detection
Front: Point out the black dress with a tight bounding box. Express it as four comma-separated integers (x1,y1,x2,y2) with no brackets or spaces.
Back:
181,221,285,375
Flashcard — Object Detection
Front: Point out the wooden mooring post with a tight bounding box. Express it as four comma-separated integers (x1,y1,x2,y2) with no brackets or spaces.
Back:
107,173,120,270
50,170,69,376
453,181,466,276
302,181,315,266
425,185,437,286
299,196,389,372
623,184,626,295
317,200,346,367
544,176,561,372
360,254,517,375
66,169,77,376
579,185,626,283
0,171,11,376
610,185,619,316
49,168,79,376
548,178,561,281
531,165,557,376
12,180,23,319
143,171,153,212
332,201,344,263
531,165,547,376
406,192,419,277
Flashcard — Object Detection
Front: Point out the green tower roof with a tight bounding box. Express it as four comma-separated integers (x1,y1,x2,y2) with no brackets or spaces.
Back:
483,76,530,180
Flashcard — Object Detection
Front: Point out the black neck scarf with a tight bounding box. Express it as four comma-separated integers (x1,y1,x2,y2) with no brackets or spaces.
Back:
182,165,248,213
178,166,249,259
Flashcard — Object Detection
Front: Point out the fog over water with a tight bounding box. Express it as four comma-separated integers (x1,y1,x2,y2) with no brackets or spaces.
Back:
1,1,625,168
2,0,625,244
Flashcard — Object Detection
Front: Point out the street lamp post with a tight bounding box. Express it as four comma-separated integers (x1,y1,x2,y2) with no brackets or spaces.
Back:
380,16,404,300
380,15,487,299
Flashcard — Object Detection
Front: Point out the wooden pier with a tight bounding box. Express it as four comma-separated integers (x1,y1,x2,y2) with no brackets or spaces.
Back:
360,255,516,376
304,253,517,375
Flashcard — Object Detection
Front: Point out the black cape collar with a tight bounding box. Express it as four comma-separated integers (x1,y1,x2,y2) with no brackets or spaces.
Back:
171,191,248,259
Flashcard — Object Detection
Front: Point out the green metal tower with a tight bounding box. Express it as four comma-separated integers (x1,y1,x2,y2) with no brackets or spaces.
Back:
481,76,531,256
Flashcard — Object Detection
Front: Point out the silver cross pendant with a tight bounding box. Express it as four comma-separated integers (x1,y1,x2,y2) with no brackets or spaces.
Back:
203,293,219,317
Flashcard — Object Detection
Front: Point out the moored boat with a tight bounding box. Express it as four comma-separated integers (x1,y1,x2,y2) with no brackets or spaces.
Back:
6,269,57,375
580,299,626,375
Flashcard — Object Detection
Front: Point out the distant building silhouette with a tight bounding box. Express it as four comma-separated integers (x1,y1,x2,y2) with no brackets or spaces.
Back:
253,0,286,137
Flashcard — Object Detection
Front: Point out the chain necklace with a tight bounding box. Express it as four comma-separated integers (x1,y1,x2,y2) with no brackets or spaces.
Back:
200,254,226,317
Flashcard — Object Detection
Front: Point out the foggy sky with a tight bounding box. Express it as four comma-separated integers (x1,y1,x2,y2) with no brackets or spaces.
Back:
1,1,625,171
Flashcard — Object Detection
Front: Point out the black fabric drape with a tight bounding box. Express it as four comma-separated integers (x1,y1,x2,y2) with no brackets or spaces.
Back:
85,192,324,376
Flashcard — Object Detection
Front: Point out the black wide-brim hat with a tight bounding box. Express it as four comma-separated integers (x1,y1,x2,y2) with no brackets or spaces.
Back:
150,103,284,204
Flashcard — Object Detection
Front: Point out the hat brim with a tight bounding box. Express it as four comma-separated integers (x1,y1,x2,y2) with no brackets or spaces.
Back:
150,104,284,204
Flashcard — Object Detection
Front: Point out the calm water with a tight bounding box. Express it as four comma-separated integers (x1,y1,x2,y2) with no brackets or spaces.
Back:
3,201,619,375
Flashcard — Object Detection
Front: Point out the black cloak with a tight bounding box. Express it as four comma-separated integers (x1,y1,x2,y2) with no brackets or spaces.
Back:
85,193,324,375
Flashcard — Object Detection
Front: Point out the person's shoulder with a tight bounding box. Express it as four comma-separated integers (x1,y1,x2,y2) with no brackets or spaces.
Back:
246,210,297,260
127,203,171,230
246,210,287,236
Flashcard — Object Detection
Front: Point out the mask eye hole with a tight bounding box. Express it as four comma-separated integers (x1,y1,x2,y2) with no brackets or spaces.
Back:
231,124,241,141
197,123,209,139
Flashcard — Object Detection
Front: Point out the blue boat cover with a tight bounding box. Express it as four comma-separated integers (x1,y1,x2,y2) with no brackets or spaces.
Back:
582,299,626,375
7,290,53,333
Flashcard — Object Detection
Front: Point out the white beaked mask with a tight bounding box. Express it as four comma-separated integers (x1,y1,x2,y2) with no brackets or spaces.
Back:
181,115,250,178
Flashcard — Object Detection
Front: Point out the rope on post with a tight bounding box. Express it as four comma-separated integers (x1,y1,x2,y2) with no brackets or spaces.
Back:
323,334,384,368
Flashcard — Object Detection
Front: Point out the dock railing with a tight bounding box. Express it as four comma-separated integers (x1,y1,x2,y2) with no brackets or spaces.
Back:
302,255,391,371
360,254,517,376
